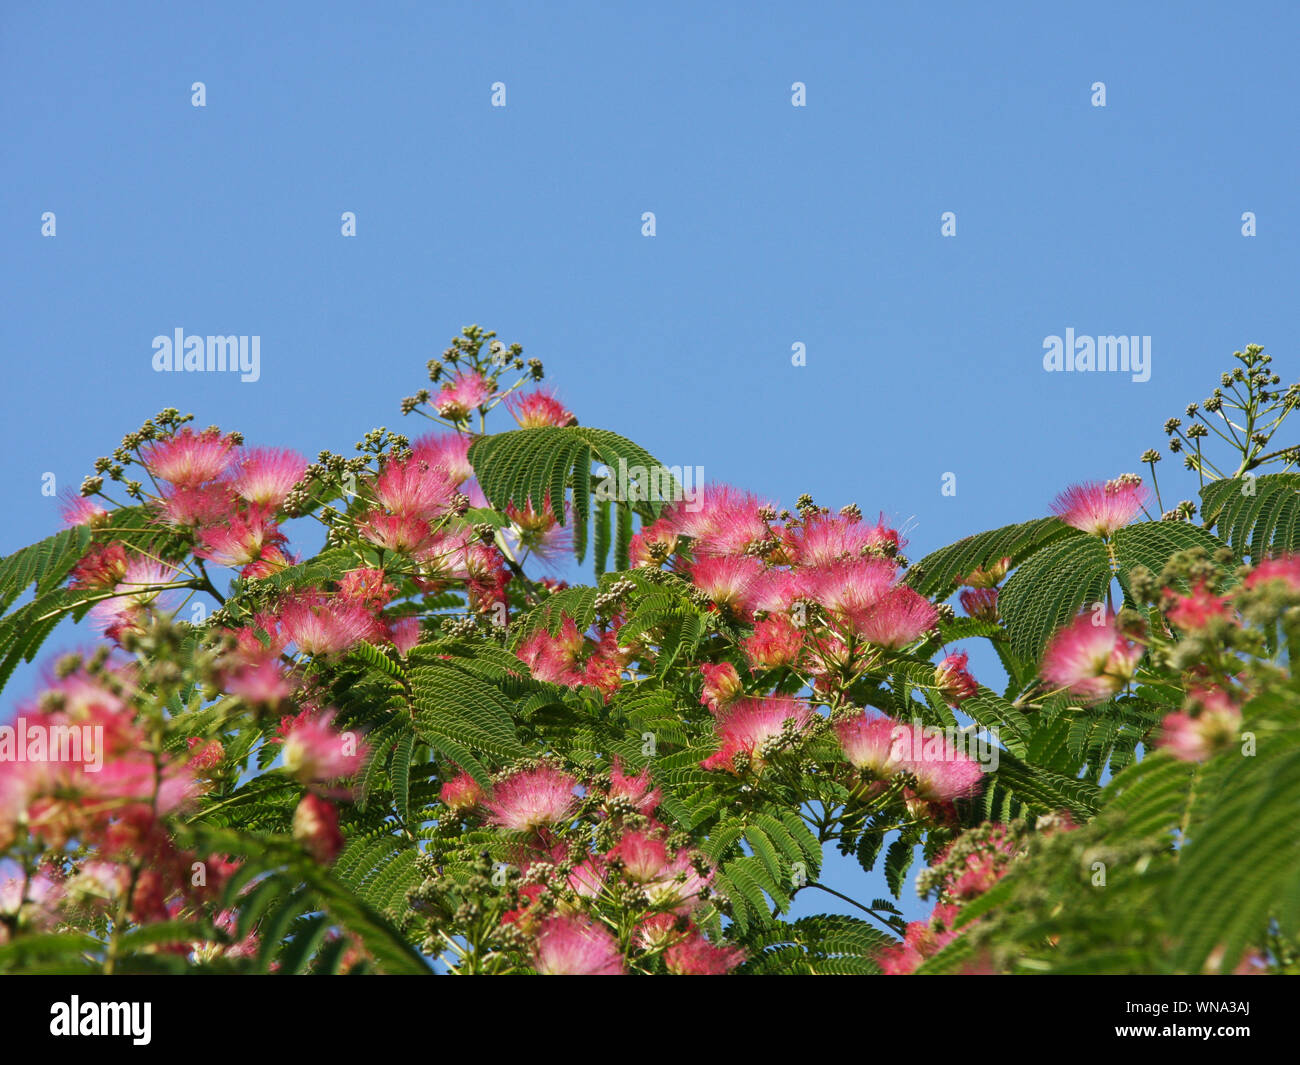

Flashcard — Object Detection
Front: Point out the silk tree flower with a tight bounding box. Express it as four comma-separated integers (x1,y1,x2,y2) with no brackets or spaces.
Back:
1040,611,1145,702
277,593,383,656
1242,553,1300,594
609,829,670,882
71,542,129,589
802,557,896,618
877,904,961,975
336,568,396,609
959,586,999,622
793,513,899,568
439,769,485,813
643,850,714,913
485,765,579,832
895,727,985,802
279,711,365,784
1165,580,1234,630
516,615,587,686
357,510,433,555
411,431,475,486
434,370,493,421
699,662,743,712
701,696,812,773
742,613,804,670
606,759,661,817
532,915,625,975
292,793,344,863
664,932,746,975
228,447,307,509
628,519,680,568
505,388,577,429
1159,689,1242,762
665,485,772,557
89,557,181,637
194,505,287,569
933,651,978,705
1050,475,1146,536
852,585,937,648
139,428,236,488
689,554,766,616
373,455,457,520
60,494,108,527
387,617,422,656
568,856,608,898
157,483,233,528
503,497,573,565
836,712,906,776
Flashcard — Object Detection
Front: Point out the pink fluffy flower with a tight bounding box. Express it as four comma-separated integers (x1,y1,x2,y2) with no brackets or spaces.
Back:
357,511,433,555
1040,610,1145,702
1050,476,1146,536
229,447,307,509
742,613,804,670
292,794,344,863
609,830,670,882
280,711,365,784
701,696,812,773
664,933,746,975
434,371,493,421
1165,581,1233,631
194,506,287,568
506,388,577,429
373,456,457,521
643,850,714,913
607,759,661,816
60,494,108,527
410,432,474,486
485,765,578,832
140,429,235,488
803,558,896,617
1159,689,1242,762
665,485,772,557
440,770,486,813
794,513,898,567
89,557,181,637
934,651,978,705
852,586,937,648
689,555,766,616
897,729,985,802
960,587,999,622
516,616,587,687
878,904,961,975
277,593,383,656
836,712,905,776
1243,554,1300,594
157,483,233,528
699,662,743,713
532,915,625,975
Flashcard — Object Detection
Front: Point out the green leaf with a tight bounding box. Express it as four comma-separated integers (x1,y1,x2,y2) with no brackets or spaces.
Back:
1199,472,1300,561
908,517,1078,598
1000,534,1111,662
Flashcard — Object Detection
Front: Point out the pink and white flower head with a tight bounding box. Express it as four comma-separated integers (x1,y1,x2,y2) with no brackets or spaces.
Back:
157,483,233,528
292,793,345,863
701,696,812,773
606,759,661,817
934,652,978,705
357,511,433,555
139,429,235,488
434,371,493,421
664,932,746,975
609,829,670,882
1165,580,1234,631
532,915,625,975
280,711,365,784
503,497,573,565
337,568,396,609
410,431,475,486
1050,475,1146,536
852,586,937,649
836,712,905,776
699,662,743,713
505,388,577,429
372,456,457,521
794,513,899,567
229,447,308,509
485,765,578,832
643,849,714,913
1243,554,1300,595
893,727,985,802
628,519,680,569
667,485,772,557
568,856,607,898
516,615,587,687
1040,610,1145,703
1160,688,1242,762
387,617,422,656
959,586,999,622
277,593,383,657
60,494,108,528
688,555,766,617
439,769,486,813
802,558,895,617
742,613,804,670
194,506,287,569
90,557,181,636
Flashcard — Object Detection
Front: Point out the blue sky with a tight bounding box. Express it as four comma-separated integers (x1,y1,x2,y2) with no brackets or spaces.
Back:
3,0,1298,926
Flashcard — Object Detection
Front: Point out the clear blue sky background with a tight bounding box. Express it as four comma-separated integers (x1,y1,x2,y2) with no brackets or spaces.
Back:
3,0,1298,927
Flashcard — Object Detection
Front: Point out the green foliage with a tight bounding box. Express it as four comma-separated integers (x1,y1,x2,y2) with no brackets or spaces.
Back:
1200,472,1300,561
